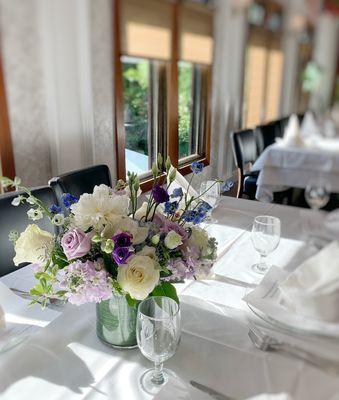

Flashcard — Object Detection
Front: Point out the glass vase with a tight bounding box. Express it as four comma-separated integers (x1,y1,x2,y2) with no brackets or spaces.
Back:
96,293,138,349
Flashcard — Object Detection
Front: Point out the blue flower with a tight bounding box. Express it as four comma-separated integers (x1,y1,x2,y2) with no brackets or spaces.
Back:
192,211,207,225
171,188,183,198
182,210,196,223
191,161,204,174
197,201,212,213
164,201,179,215
49,204,62,214
61,193,78,208
221,179,234,193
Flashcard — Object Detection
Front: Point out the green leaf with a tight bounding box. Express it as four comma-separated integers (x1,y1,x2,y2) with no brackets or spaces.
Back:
151,282,179,304
125,293,138,308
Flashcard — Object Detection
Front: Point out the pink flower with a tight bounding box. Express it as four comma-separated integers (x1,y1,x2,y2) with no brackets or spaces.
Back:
61,228,92,260
153,213,188,240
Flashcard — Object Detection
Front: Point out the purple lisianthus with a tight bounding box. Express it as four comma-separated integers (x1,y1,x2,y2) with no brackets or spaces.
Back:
112,247,133,265
61,193,78,208
49,204,62,214
112,232,132,248
191,161,204,174
152,184,169,204
61,228,92,260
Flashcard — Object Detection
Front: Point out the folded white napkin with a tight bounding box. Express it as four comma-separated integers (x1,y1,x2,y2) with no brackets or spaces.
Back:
300,111,321,139
279,241,339,322
277,114,304,147
154,378,293,400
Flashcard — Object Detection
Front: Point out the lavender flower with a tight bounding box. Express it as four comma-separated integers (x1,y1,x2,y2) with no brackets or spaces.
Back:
112,247,133,265
61,193,78,208
49,204,62,214
112,232,132,248
152,184,169,203
191,161,204,174
171,188,183,198
164,201,179,215
60,260,112,305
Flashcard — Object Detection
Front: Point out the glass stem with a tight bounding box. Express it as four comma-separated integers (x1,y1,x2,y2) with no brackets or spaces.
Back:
152,362,164,385
260,254,266,266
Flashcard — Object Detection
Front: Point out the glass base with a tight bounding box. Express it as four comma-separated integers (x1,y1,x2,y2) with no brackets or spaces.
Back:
251,262,269,275
139,368,176,395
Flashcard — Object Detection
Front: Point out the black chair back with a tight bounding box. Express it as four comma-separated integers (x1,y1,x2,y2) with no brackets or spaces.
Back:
0,186,58,277
231,129,262,198
49,165,112,208
255,121,281,149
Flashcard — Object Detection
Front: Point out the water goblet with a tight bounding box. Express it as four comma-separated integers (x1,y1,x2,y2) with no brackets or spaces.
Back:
305,178,331,211
136,296,181,395
251,215,281,274
199,180,221,223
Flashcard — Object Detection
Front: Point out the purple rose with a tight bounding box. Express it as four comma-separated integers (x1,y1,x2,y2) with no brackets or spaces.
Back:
61,228,92,260
112,232,132,248
152,184,169,204
112,247,133,265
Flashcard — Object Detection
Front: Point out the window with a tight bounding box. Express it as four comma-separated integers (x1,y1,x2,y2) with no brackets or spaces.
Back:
114,0,214,185
242,1,284,128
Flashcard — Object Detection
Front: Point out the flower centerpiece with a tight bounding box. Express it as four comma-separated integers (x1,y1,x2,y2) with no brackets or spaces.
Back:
1,156,219,348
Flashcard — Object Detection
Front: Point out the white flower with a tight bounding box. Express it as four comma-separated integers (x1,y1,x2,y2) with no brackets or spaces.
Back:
101,215,149,245
117,255,160,300
138,245,157,259
11,195,24,206
151,234,160,245
134,201,155,221
27,208,43,221
70,184,130,231
26,196,35,205
188,226,209,251
164,230,183,250
51,213,65,226
13,224,54,266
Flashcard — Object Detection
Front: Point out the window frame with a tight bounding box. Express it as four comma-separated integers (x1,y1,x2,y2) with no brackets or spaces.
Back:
113,0,212,191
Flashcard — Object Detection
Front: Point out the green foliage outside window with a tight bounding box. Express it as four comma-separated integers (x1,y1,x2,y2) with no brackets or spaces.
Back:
178,62,193,158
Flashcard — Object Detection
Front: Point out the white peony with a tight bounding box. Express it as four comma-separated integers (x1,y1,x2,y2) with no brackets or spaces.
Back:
188,226,209,252
117,255,160,300
164,230,183,250
70,184,130,231
13,224,54,266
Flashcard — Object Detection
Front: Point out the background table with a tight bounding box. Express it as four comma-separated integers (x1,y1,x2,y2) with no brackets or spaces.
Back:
252,142,339,202
1,197,339,400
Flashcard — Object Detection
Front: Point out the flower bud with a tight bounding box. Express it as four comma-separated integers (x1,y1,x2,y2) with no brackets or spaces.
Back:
165,156,171,172
151,234,160,245
151,162,158,177
169,168,177,183
91,234,102,243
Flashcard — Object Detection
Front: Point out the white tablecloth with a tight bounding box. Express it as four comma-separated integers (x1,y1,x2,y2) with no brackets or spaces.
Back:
1,197,339,400
252,142,339,202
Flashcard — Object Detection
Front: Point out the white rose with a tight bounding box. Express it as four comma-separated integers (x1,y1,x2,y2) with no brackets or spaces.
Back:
188,226,209,250
70,184,130,231
138,245,157,259
164,230,183,250
117,255,160,300
13,224,54,266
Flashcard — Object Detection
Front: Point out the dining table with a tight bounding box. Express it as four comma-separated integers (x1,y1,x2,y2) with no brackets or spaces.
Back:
252,138,339,202
1,196,339,400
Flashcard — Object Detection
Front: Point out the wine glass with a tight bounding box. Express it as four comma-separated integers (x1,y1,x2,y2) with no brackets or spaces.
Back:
251,216,281,274
305,178,331,211
136,296,181,395
199,180,221,223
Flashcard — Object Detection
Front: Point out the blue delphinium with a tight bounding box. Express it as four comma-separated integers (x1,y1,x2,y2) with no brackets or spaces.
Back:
191,161,204,174
61,193,78,208
164,201,179,215
197,201,212,213
171,187,183,198
49,204,62,214
182,209,207,224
